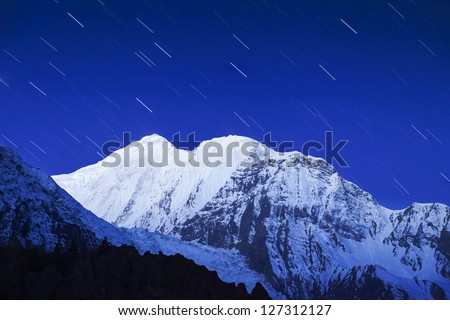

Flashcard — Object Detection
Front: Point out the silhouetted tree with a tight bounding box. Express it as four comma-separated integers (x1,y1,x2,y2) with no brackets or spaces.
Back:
98,237,112,253
0,244,270,300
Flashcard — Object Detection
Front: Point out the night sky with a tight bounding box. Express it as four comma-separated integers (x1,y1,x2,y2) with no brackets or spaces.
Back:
0,0,449,209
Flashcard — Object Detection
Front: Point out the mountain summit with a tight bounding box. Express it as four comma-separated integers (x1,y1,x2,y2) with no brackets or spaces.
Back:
53,134,450,299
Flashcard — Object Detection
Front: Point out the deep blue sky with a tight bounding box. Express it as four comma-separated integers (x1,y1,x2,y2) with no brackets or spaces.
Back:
0,0,449,209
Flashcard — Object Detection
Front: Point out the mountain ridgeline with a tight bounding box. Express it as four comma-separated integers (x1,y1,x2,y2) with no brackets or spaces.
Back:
0,145,269,299
0,145,127,250
53,135,450,299
0,241,269,300
1,132,449,300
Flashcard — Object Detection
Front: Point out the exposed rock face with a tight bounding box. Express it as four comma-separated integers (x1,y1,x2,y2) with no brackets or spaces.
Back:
0,146,128,250
53,135,450,299
0,145,271,300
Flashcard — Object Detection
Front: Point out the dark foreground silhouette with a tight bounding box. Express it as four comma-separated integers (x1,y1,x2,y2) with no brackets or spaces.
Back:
0,241,270,299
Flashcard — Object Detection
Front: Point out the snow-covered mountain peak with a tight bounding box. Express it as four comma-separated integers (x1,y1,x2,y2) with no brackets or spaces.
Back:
407,202,448,211
89,134,334,177
137,133,258,149
52,133,339,230
203,134,258,145
51,134,450,299
394,202,449,223
138,134,171,144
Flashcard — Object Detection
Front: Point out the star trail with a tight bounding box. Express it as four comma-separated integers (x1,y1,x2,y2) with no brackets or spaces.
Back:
0,0,449,208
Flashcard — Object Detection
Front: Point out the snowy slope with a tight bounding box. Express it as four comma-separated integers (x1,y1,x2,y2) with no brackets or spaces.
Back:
53,134,450,299
123,228,282,298
54,134,261,230
0,145,129,250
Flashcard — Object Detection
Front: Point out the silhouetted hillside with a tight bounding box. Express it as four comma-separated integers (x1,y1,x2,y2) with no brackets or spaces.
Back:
0,241,270,299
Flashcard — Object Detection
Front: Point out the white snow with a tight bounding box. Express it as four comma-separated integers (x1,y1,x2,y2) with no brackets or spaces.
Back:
52,134,450,299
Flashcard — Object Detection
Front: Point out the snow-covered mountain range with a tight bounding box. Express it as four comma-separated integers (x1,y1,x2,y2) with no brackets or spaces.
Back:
0,144,271,299
52,134,450,299
0,145,128,250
